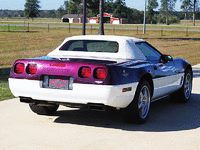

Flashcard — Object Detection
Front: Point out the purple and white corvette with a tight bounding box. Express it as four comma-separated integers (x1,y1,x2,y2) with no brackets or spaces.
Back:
9,35,193,123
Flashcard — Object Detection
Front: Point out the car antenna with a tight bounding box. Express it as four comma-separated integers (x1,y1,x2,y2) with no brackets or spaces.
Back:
23,7,26,58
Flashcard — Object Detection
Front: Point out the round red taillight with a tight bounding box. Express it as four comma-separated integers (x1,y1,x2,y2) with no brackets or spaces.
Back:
94,68,107,79
27,64,37,74
79,67,91,78
14,63,24,74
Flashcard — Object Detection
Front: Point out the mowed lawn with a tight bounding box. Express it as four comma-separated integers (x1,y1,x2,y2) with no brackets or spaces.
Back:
0,24,200,101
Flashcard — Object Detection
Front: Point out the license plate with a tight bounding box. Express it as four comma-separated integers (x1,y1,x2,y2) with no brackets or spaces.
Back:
43,75,70,90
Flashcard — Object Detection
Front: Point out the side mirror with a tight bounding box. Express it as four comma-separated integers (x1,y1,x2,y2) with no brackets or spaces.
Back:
161,55,173,63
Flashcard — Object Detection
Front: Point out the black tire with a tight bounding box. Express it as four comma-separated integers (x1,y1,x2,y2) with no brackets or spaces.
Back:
122,80,151,124
170,69,192,103
29,104,59,115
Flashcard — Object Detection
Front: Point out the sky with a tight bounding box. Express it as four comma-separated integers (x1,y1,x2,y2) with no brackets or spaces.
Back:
0,0,182,11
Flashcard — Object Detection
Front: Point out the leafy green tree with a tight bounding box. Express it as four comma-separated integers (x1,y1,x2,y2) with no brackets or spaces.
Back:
196,9,200,19
64,0,70,14
121,7,137,24
62,0,83,15
48,10,57,18
24,0,41,21
2,10,8,17
113,0,126,20
180,0,199,26
180,0,192,21
19,10,25,17
147,0,158,24
160,0,177,24
181,0,192,12
131,9,144,24
87,0,100,16
67,0,99,16
68,0,82,14
57,6,65,18
68,0,114,16
104,0,115,13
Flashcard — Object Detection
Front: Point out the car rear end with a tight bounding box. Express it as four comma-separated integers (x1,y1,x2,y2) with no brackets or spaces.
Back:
9,57,138,109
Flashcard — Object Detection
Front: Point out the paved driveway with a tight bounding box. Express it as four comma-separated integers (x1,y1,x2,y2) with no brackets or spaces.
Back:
0,65,200,150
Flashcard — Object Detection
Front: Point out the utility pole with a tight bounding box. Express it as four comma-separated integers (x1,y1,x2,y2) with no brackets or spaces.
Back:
143,0,147,34
82,0,86,35
98,0,104,35
193,0,196,26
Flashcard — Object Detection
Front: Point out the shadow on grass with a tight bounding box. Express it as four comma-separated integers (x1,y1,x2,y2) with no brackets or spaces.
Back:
0,68,11,81
54,94,200,132
0,68,15,101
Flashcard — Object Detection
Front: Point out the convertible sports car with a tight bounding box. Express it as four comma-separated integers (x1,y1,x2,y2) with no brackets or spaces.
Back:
9,35,193,124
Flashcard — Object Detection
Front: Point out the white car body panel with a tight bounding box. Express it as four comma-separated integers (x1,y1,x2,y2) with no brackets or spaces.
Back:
9,78,138,108
152,73,184,100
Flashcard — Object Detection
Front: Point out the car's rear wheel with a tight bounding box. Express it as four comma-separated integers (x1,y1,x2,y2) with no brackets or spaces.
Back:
170,69,192,103
29,104,59,115
122,80,151,124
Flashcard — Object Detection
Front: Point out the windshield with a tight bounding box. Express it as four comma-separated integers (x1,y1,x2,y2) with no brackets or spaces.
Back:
59,40,119,53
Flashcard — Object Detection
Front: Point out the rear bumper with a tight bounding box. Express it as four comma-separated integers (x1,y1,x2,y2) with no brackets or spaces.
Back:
9,78,138,108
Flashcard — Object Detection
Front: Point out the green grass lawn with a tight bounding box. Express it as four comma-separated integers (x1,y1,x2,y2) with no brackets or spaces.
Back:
0,68,14,101
0,25,26,32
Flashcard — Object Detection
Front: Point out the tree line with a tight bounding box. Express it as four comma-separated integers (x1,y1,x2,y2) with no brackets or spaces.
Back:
56,0,146,24
1,0,200,25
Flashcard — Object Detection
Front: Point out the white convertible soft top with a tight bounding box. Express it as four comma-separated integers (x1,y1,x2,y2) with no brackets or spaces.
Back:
48,35,146,60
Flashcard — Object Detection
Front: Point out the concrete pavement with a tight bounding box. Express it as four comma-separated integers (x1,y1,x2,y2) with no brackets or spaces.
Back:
0,65,200,150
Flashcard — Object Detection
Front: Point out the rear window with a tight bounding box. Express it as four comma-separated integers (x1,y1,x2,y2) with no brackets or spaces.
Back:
59,40,119,53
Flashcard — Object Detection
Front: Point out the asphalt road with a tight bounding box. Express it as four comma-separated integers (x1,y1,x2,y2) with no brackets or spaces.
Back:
0,65,200,150
1,23,200,32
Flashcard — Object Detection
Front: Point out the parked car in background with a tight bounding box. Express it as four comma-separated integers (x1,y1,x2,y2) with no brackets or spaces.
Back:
9,35,193,124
